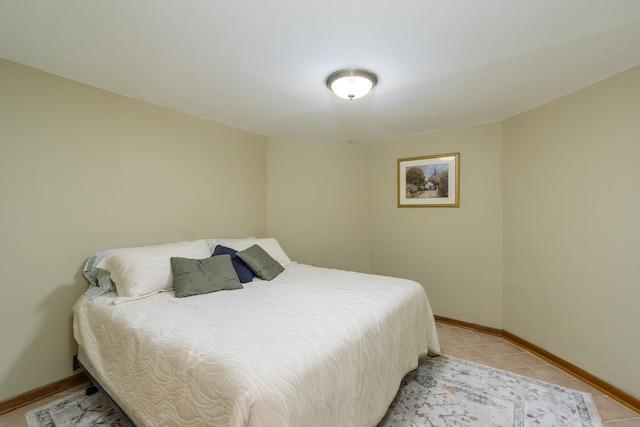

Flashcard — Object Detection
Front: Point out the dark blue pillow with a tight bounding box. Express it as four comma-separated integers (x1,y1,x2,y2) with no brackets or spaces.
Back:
212,245,254,283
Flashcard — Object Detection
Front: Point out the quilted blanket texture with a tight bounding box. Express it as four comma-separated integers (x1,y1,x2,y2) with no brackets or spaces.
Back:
73,263,440,426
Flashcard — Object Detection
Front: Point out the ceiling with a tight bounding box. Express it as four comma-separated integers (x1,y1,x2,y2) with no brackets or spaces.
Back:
1,1,640,141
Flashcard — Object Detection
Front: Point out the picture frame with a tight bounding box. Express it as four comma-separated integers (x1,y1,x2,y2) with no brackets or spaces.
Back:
398,153,460,207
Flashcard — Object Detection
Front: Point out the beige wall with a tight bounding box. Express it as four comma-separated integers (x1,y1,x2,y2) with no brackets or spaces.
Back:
267,138,371,273
267,127,504,329
370,124,504,329
3,56,639,404
502,67,640,398
0,59,267,401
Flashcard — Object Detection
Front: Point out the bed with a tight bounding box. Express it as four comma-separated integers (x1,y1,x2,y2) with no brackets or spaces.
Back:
73,238,440,426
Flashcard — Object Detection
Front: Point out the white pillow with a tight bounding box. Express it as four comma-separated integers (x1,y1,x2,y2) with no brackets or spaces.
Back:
215,238,293,266
206,237,254,253
96,239,211,303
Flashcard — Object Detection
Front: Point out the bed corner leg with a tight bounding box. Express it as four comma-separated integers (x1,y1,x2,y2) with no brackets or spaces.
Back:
86,384,98,396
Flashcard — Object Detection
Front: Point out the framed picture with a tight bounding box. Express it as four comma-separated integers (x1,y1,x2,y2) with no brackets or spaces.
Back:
398,153,459,207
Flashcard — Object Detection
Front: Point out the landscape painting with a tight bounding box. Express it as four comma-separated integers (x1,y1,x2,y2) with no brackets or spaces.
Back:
398,153,459,207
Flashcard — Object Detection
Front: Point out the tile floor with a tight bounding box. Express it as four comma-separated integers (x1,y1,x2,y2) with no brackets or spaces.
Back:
436,322,640,426
1,321,639,426
0,383,88,427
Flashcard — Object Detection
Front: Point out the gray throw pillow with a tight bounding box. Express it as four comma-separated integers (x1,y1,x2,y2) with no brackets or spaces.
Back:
237,244,284,281
170,255,242,298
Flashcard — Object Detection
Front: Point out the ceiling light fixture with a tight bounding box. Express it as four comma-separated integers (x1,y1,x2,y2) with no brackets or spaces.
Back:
326,68,377,100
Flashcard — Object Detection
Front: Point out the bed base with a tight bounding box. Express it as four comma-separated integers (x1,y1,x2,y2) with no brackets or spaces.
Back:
74,355,136,426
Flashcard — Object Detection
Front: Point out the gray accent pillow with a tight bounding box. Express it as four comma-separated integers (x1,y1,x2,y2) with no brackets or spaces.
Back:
237,244,284,281
170,255,242,298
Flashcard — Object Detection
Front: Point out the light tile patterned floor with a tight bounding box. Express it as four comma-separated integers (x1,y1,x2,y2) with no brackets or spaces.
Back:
1,322,639,426
436,322,640,426
0,383,88,427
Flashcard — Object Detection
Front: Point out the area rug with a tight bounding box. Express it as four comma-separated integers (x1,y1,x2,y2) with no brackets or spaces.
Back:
25,389,126,427
378,355,602,427
26,355,602,427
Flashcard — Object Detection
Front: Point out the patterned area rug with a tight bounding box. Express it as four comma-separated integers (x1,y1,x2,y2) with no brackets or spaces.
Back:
25,390,126,427
378,355,602,427
26,355,602,427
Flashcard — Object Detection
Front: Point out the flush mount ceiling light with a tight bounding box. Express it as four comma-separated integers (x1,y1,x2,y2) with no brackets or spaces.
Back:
326,68,378,100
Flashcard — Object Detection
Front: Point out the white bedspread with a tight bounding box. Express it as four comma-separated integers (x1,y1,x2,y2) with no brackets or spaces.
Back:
73,263,440,427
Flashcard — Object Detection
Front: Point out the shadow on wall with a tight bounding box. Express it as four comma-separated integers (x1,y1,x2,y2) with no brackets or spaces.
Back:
2,263,88,400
